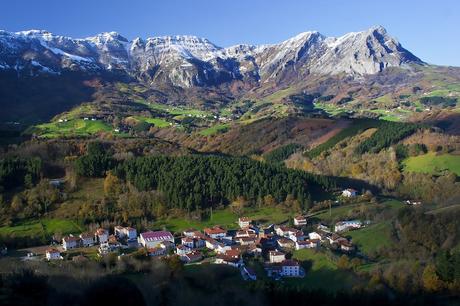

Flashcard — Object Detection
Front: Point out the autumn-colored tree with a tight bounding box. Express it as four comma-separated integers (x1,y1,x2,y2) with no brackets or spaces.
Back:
104,172,122,198
337,255,350,270
422,264,444,292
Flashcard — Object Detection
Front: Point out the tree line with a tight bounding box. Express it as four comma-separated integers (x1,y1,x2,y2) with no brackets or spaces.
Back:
0,157,42,191
113,155,338,211
355,121,422,154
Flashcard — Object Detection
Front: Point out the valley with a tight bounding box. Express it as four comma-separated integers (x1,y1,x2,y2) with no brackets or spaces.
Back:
0,24,459,306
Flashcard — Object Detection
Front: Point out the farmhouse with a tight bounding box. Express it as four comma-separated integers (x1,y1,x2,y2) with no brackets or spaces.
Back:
293,216,307,227
342,188,358,197
45,248,61,260
139,231,174,249
238,217,252,228
308,232,323,241
62,235,79,250
269,250,286,263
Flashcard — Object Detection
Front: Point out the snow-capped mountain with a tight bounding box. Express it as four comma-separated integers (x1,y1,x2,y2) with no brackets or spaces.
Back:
0,26,422,88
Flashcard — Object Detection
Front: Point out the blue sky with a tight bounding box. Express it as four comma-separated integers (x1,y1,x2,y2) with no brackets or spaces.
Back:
1,0,459,66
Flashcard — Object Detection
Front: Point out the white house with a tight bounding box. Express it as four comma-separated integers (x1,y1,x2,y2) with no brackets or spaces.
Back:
269,250,286,263
139,231,174,249
342,188,358,197
45,248,61,260
79,232,94,247
334,220,362,232
295,239,320,250
95,228,109,244
293,216,307,227
215,249,242,267
308,232,323,241
62,235,78,250
183,228,198,237
181,237,195,249
238,217,252,228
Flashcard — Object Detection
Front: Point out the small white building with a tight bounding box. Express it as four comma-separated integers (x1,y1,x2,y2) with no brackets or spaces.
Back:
62,235,78,250
269,250,285,263
342,188,358,197
115,226,137,241
238,217,252,229
45,248,62,260
293,216,307,227
295,239,320,250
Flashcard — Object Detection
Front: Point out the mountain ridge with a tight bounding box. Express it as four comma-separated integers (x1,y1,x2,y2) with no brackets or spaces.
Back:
0,26,423,88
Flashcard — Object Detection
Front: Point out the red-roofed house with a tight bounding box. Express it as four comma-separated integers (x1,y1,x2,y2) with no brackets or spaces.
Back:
238,217,252,228
203,226,227,239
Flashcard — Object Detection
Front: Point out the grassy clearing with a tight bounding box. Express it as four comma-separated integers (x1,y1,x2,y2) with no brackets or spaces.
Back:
32,119,112,138
347,221,394,255
155,206,291,232
0,219,82,239
130,116,171,128
290,249,356,291
403,152,460,175
198,124,230,136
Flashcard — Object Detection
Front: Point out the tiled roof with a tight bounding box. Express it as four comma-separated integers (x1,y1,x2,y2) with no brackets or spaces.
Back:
140,231,173,242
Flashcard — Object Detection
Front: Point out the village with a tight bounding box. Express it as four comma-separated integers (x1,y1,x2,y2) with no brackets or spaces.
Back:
34,189,370,281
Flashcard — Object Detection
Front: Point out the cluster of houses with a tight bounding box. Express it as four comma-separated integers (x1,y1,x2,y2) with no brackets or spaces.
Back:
44,214,365,281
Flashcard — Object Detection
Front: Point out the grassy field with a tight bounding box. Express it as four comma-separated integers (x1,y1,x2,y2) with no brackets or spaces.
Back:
0,219,82,239
403,152,460,175
32,119,112,138
290,249,357,291
346,221,394,255
155,206,292,232
130,116,171,128
199,123,230,136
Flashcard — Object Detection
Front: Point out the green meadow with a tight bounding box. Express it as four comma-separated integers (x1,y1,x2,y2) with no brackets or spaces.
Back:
403,152,460,176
